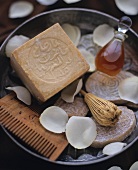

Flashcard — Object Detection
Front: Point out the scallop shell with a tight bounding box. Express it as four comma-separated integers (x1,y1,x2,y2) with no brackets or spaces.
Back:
85,71,134,104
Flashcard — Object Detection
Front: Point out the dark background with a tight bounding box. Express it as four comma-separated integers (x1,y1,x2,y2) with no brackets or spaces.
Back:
0,0,138,170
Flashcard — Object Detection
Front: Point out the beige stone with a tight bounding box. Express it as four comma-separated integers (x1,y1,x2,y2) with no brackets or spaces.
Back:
91,106,136,148
11,23,89,102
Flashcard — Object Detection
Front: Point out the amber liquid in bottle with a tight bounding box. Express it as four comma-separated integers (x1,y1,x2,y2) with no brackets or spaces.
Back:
95,16,132,76
95,38,124,76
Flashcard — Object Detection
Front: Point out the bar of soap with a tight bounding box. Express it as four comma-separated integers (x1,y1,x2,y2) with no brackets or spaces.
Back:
11,23,89,102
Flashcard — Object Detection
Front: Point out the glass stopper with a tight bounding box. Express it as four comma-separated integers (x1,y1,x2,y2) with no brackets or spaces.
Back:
118,16,132,34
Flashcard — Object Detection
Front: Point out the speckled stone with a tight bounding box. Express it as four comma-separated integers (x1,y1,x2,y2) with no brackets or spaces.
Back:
91,106,136,148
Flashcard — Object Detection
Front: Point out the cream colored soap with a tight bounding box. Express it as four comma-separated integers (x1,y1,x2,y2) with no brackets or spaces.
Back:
11,23,89,102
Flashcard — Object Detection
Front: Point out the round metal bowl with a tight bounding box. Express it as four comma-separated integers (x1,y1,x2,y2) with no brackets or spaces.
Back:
0,8,138,167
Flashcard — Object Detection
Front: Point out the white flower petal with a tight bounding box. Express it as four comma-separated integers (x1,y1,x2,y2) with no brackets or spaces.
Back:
93,24,114,47
36,0,58,5
79,48,96,72
103,142,127,155
115,0,138,15
39,106,68,133
108,166,122,170
5,35,30,58
6,86,31,105
62,23,81,46
129,161,138,170
61,78,83,103
118,76,138,104
9,1,34,18
63,0,81,4
66,116,97,149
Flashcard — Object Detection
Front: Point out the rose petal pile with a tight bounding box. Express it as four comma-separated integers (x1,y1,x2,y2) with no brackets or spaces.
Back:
39,106,97,149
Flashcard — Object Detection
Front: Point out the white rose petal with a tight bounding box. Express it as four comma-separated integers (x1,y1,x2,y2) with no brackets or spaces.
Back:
36,0,58,5
93,24,114,47
5,35,30,58
118,76,138,104
115,0,138,15
129,161,138,170
103,142,127,155
79,48,96,72
6,86,31,105
9,1,34,18
66,116,97,149
62,23,81,46
61,78,83,103
39,106,68,133
108,166,122,170
63,0,81,4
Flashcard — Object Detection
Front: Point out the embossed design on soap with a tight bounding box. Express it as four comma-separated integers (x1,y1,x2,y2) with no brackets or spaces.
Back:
29,37,74,83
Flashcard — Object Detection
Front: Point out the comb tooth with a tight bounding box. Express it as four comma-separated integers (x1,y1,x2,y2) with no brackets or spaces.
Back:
37,140,50,153
0,108,22,125
9,120,22,132
41,143,52,155
0,115,13,126
1,117,16,128
35,138,48,151
46,146,57,158
0,112,11,119
27,132,40,145
41,142,52,155
22,129,35,141
32,136,45,149
0,94,68,161
0,111,11,120
17,126,30,136
12,124,27,135
2,119,18,132
19,128,33,139
0,114,14,125
0,106,3,110
30,134,42,147
0,108,8,115
8,119,20,129
43,143,55,156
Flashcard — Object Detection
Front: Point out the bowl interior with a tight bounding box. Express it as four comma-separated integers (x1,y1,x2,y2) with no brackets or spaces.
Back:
0,8,138,166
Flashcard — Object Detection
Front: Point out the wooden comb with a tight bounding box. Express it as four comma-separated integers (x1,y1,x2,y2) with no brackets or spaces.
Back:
0,93,68,161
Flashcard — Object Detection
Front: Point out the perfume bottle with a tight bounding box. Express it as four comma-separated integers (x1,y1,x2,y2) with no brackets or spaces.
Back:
95,16,132,76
